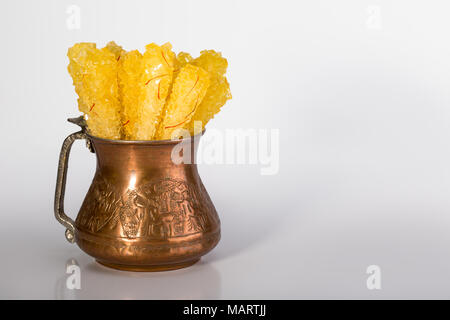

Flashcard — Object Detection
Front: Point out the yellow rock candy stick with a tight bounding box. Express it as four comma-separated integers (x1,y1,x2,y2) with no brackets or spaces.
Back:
68,43,122,139
105,41,130,138
157,64,210,140
67,43,95,116
118,50,143,139
133,43,176,140
187,50,232,133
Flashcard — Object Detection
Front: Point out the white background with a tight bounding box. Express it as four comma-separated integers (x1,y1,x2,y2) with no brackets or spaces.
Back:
1,0,450,299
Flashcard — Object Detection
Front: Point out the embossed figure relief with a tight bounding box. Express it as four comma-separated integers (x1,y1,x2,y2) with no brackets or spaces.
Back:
77,177,211,239
77,177,122,233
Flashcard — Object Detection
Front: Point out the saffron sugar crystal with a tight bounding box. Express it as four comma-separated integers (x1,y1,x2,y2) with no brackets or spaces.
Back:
156,64,210,140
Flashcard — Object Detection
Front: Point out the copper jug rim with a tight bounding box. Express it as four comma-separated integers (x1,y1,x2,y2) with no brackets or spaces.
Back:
86,130,205,146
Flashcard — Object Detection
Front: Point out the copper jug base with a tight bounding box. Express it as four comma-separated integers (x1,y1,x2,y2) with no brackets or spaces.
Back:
96,258,200,272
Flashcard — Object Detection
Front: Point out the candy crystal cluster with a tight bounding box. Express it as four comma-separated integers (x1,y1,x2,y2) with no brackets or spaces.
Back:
67,41,231,140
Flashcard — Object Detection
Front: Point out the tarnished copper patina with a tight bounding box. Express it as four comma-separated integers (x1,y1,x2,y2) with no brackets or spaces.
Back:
54,117,220,271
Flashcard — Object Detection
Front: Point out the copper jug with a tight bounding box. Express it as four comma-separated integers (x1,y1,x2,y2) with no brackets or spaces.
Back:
54,117,220,271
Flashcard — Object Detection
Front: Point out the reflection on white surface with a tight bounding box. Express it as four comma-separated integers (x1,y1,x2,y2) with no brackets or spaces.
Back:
54,255,221,300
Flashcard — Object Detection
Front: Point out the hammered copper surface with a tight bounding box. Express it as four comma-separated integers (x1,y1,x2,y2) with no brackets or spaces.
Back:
54,122,220,271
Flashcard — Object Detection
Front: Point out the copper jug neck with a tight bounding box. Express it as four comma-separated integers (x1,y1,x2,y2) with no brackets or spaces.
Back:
88,133,203,172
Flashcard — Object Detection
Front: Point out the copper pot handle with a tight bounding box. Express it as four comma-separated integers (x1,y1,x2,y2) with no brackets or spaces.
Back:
54,130,90,243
